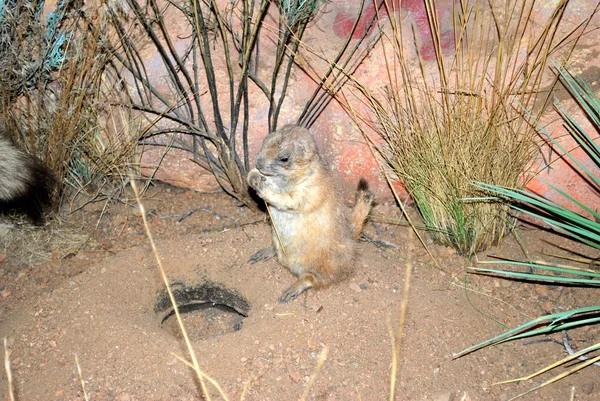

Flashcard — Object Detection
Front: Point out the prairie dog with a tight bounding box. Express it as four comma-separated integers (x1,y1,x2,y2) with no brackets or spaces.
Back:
0,134,55,225
247,125,374,303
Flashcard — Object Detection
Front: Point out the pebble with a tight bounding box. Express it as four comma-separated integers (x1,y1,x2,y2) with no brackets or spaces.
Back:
349,283,361,293
431,390,456,401
534,285,550,297
541,301,553,314
288,367,302,383
114,393,133,401
582,381,594,394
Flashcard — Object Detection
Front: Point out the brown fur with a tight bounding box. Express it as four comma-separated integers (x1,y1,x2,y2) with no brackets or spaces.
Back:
247,125,374,303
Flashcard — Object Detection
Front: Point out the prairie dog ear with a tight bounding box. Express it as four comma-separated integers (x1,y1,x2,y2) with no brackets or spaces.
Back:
296,133,316,155
287,126,316,156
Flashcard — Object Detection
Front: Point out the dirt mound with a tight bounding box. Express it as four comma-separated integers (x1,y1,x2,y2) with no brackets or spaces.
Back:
0,190,598,400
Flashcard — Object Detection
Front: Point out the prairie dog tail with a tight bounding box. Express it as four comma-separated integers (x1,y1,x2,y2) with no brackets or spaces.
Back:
351,178,374,240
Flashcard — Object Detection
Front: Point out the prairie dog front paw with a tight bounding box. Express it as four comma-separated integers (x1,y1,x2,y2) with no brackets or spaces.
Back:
247,168,266,192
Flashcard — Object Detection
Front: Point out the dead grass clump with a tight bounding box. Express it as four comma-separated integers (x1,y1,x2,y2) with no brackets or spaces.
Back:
350,0,591,256
0,217,88,268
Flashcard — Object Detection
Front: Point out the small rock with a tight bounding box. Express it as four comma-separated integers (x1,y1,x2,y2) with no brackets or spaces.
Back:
359,283,368,290
582,381,594,394
288,367,302,383
114,393,133,401
541,301,553,314
349,283,361,293
432,390,456,401
534,285,550,297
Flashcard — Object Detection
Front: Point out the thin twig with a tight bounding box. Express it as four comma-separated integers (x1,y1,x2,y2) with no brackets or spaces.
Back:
299,346,329,401
129,178,212,399
4,338,15,401
266,203,286,256
75,354,90,401
562,330,600,367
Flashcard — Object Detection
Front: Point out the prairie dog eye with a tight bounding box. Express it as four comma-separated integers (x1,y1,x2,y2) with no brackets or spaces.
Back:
279,155,290,163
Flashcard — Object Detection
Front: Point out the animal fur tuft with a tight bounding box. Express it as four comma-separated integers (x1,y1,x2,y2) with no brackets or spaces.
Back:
0,135,55,225
351,178,374,240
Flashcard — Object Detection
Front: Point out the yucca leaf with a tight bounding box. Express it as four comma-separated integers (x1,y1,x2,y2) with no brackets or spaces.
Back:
462,56,600,400
454,305,600,358
472,268,600,285
519,105,600,185
553,62,600,128
476,259,600,278
473,181,600,248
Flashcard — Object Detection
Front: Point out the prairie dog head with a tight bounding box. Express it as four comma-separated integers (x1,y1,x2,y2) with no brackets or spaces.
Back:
254,125,319,183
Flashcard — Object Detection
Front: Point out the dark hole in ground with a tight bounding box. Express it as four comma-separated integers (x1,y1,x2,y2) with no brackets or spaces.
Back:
155,280,250,341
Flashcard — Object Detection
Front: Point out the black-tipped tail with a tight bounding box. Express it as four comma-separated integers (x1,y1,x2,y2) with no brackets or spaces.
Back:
22,158,56,225
351,178,375,240
0,139,56,225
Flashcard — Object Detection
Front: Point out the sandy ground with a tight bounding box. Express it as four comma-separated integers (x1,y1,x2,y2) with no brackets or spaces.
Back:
0,184,599,400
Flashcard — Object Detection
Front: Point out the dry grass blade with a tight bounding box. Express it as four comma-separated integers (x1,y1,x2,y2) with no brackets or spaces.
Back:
4,338,15,401
389,232,413,401
171,353,231,401
299,346,329,401
130,178,213,400
504,354,600,401
341,89,440,269
75,353,90,401
378,143,439,269
266,203,286,256
493,342,600,385
541,252,600,266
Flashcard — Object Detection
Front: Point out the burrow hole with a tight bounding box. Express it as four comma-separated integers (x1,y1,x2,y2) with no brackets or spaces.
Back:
156,281,250,341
